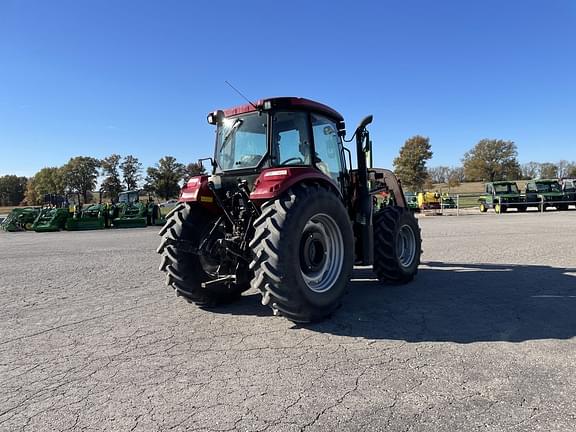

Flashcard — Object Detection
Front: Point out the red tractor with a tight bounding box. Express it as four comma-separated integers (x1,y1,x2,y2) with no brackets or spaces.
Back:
158,97,421,322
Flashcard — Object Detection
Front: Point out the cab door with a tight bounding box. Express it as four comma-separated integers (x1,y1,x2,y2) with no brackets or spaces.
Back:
310,113,346,196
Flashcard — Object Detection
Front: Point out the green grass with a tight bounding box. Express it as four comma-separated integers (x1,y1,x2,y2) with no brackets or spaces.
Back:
454,195,481,209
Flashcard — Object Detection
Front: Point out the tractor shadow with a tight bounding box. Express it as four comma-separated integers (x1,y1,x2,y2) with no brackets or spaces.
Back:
211,292,273,317
308,262,576,343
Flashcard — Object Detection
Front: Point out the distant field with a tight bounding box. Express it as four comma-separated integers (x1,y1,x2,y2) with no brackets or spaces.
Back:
0,206,15,214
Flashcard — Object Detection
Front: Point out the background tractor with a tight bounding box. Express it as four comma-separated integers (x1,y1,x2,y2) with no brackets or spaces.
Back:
65,193,109,230
404,192,420,212
417,191,441,210
157,97,421,322
110,190,161,228
478,181,526,213
33,194,70,232
0,207,40,232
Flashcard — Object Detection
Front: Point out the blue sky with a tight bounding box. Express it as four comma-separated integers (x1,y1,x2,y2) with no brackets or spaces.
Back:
1,0,575,178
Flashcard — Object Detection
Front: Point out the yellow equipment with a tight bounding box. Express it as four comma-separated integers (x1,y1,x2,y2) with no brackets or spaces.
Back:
417,192,441,210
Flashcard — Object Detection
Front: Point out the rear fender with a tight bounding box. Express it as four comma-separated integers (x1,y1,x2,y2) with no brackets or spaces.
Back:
179,175,218,212
250,167,341,202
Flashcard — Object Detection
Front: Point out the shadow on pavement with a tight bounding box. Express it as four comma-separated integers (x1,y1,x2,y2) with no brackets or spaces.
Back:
210,292,273,317
210,262,576,343
310,262,576,343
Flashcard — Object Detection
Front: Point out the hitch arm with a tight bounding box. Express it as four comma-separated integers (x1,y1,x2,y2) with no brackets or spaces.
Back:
207,182,236,228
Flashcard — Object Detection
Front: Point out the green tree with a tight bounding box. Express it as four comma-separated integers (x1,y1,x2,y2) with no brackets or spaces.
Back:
24,177,40,205
144,156,185,200
33,167,66,197
462,139,520,182
393,135,433,191
183,162,207,182
62,156,101,203
0,175,27,206
120,155,142,190
567,165,576,178
539,162,558,179
100,154,124,199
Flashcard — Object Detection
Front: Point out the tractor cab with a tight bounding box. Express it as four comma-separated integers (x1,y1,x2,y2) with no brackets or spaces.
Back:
204,97,348,195
118,190,140,204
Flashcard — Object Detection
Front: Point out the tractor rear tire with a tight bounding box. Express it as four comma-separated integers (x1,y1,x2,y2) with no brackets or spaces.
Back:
249,183,354,323
373,206,421,284
157,203,250,307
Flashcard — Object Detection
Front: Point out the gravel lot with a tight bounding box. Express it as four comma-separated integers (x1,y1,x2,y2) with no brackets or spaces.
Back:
1,211,575,431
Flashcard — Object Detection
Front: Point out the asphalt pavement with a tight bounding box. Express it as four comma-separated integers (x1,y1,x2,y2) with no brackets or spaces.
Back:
1,210,575,431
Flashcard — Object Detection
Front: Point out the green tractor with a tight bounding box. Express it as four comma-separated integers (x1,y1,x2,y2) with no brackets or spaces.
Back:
525,179,568,211
33,208,69,232
479,181,526,213
0,207,41,232
32,194,70,232
110,190,161,228
441,193,457,209
404,192,420,212
65,193,109,230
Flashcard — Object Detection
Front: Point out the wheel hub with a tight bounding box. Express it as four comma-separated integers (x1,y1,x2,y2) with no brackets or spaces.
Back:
301,232,327,274
298,214,344,293
396,224,417,268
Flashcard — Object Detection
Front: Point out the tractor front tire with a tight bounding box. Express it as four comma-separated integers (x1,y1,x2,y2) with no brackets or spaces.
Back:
157,203,250,307
373,206,421,284
479,203,488,213
250,183,354,323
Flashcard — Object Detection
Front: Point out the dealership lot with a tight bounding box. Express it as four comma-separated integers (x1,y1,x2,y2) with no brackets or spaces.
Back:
1,212,575,431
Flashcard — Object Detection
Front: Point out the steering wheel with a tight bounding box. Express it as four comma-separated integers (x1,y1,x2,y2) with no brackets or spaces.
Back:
280,157,304,166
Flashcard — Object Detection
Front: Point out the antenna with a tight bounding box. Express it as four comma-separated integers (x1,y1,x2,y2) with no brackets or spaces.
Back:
225,80,258,110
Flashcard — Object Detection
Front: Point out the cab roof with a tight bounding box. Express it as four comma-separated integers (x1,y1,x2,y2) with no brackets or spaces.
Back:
530,179,559,183
219,97,344,121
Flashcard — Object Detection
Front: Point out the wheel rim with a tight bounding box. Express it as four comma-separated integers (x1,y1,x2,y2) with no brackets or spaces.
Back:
299,213,344,293
396,224,417,268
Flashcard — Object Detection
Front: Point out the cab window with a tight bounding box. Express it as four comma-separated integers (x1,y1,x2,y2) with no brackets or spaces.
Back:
311,114,343,181
272,112,311,166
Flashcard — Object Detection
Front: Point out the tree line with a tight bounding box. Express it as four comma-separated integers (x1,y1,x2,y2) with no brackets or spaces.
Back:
0,155,207,206
2,139,575,206
393,137,576,191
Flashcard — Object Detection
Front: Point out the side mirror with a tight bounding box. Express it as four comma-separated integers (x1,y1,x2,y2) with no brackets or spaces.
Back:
207,110,225,125
337,120,346,138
